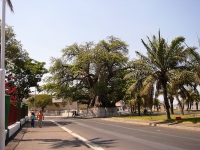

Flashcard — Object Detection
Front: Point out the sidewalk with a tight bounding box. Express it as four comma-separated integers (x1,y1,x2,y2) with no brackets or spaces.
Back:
6,121,91,150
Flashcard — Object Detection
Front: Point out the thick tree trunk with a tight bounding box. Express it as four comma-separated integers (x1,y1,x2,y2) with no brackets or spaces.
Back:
90,94,110,108
94,96,102,107
89,95,96,107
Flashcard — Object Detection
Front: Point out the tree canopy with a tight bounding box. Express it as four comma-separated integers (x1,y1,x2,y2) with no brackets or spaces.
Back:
1,22,48,102
28,94,59,111
45,36,129,108
126,30,200,119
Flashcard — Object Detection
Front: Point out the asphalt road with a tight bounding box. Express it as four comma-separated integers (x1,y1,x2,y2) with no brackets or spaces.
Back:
47,117,200,150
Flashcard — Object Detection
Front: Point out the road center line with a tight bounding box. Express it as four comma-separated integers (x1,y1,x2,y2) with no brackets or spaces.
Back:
51,120,104,150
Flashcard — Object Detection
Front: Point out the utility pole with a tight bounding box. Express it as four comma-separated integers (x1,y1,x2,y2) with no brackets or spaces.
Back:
34,86,36,112
0,0,6,149
34,75,41,113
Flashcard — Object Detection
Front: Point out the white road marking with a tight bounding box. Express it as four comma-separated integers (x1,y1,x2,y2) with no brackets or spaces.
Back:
51,120,104,150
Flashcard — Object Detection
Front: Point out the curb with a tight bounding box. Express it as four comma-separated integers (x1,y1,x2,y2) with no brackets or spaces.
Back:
156,123,200,131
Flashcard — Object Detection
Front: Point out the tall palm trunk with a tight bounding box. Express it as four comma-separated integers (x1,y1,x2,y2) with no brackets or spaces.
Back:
169,97,174,114
181,86,191,113
130,102,135,113
176,96,184,115
195,102,198,110
162,80,171,119
137,95,141,116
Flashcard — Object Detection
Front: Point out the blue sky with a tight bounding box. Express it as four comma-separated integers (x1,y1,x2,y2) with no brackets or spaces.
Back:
2,0,200,69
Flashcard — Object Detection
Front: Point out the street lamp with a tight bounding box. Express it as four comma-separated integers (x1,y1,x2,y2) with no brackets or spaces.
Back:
34,75,41,113
34,86,36,112
0,0,6,149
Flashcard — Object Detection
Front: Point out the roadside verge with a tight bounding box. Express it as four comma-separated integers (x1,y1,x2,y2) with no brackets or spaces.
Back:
102,118,200,132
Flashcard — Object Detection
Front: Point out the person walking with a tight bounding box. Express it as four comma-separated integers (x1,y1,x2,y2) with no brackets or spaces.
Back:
37,110,44,128
30,112,35,127
72,110,77,117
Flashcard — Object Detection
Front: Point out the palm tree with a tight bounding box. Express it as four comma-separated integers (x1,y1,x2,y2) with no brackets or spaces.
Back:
194,97,200,110
171,65,200,114
124,77,144,116
124,71,154,115
157,83,177,114
6,0,14,12
153,98,161,111
128,30,189,120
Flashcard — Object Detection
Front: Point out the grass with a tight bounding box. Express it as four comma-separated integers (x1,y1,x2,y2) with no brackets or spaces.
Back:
113,113,200,124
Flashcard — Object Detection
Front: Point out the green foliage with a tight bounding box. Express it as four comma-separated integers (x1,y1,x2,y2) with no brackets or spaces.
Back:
44,31,200,112
125,30,200,119
115,113,200,123
1,22,48,101
93,82,108,95
47,36,129,107
28,94,58,111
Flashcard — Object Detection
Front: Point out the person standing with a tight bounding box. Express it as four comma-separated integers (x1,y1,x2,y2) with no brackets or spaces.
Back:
30,112,35,127
37,110,44,128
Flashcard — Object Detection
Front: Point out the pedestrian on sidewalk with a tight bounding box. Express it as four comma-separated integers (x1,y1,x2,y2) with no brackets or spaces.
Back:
37,110,44,128
30,112,35,127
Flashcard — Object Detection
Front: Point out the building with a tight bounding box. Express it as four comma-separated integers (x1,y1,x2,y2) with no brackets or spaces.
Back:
43,97,78,116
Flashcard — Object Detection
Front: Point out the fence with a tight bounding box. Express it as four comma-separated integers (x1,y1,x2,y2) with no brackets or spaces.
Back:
5,95,28,128
8,104,18,126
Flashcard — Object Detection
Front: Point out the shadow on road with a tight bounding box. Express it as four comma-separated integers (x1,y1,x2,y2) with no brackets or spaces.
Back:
90,137,117,148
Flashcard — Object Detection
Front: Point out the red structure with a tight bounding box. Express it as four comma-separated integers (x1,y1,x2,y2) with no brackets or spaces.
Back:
5,75,23,126
8,104,18,126
5,75,18,103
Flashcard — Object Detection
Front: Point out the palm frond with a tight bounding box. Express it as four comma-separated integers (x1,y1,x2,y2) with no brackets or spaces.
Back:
156,37,166,71
171,70,200,89
6,0,14,12
166,37,185,63
140,76,155,95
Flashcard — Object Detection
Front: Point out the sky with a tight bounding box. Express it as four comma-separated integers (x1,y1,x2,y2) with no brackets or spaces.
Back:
1,0,200,103
2,0,200,70
0,0,200,68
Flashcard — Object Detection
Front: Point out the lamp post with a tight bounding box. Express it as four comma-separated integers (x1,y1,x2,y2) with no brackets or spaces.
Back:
34,86,36,112
0,0,6,149
34,75,41,113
